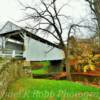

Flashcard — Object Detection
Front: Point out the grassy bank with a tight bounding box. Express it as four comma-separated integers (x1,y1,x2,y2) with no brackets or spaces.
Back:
32,61,49,74
4,78,100,100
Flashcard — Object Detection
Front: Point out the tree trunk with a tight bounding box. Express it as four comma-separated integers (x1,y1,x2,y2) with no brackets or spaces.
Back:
86,0,100,47
93,0,100,47
63,46,72,81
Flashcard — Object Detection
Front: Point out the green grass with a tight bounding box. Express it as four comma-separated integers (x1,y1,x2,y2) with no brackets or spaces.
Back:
32,67,48,74
32,62,49,75
32,65,48,74
31,61,50,67
4,78,100,100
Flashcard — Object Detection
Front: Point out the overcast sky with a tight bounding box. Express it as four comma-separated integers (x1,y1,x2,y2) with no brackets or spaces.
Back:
0,0,95,40
0,0,90,24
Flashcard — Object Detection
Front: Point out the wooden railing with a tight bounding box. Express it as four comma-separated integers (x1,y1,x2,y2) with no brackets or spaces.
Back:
0,49,23,58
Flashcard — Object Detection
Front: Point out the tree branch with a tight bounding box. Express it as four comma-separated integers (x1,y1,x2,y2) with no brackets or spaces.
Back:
26,27,60,41
53,1,63,34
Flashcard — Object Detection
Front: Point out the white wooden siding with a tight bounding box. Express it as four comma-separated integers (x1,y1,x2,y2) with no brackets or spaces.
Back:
0,21,21,34
23,36,64,61
0,37,2,48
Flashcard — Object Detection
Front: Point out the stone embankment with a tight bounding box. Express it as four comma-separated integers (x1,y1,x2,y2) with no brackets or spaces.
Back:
0,58,32,100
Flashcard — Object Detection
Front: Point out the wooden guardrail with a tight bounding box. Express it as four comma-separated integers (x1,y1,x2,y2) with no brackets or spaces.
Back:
0,49,23,58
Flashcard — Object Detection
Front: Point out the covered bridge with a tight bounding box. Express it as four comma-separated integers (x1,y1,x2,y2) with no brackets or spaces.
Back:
0,21,64,61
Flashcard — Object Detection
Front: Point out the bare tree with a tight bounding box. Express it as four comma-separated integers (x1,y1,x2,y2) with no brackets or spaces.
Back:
19,0,93,80
85,0,100,47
